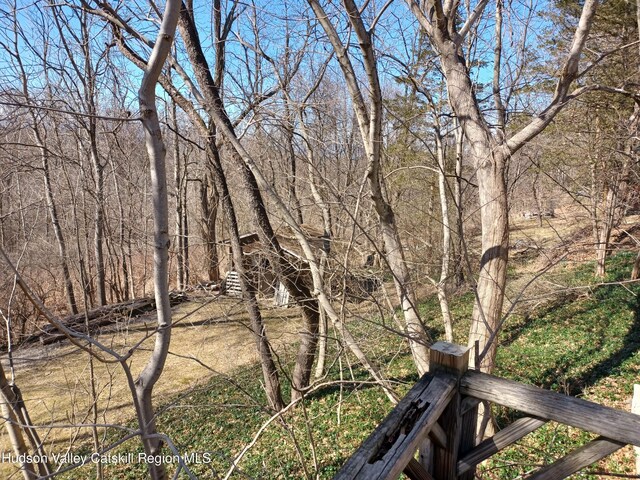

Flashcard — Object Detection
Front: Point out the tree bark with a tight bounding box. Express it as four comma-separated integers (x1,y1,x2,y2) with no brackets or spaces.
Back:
108,2,284,409
405,0,598,372
308,0,432,374
171,100,186,290
16,49,78,314
434,129,454,343
177,5,322,402
206,136,285,410
136,1,181,477
0,363,39,480
110,155,132,300
284,100,304,225
89,141,107,305
51,7,108,306
200,167,220,283
41,149,79,315
300,113,332,380
453,116,466,287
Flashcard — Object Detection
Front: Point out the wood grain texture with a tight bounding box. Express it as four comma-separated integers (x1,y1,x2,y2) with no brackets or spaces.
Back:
457,416,547,475
457,400,479,480
334,374,456,480
633,384,640,474
428,342,476,480
526,437,624,480
429,422,447,448
429,342,470,375
460,371,640,447
403,458,434,480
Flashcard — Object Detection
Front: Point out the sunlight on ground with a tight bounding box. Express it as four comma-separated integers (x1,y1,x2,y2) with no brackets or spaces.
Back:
0,295,303,476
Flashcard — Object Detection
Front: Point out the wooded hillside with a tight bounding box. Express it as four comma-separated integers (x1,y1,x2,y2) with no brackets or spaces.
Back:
0,0,639,478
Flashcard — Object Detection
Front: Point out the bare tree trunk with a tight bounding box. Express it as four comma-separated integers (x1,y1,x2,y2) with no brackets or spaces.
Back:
41,150,79,314
314,287,328,380
105,224,122,303
590,115,609,278
9,5,80,316
207,97,398,404
0,303,48,478
308,0,431,374
0,180,5,249
435,131,454,342
227,139,320,402
172,101,185,290
61,160,93,309
200,168,220,283
24,97,78,314
470,156,509,371
136,2,181,477
596,167,629,278
284,101,304,225
452,117,466,287
177,5,322,402
90,140,107,306
49,5,109,307
109,0,284,409
592,99,635,280
181,173,190,286
406,0,597,373
532,170,543,227
632,252,640,280
170,99,192,288
80,11,108,305
80,179,97,306
110,156,131,300
300,114,332,380
0,363,38,480
206,137,285,410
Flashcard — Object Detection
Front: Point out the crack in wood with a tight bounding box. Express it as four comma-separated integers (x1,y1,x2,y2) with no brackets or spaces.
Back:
368,399,431,464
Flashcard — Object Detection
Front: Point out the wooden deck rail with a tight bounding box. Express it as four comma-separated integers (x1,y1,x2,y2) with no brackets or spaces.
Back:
335,342,640,480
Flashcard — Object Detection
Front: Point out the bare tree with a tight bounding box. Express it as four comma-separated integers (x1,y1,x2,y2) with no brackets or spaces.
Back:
406,0,599,371
91,0,289,410
0,353,43,480
49,4,110,305
135,0,182,476
307,0,432,375
0,4,80,315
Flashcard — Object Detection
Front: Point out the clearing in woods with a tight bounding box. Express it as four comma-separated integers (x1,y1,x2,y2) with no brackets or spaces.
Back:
0,294,303,467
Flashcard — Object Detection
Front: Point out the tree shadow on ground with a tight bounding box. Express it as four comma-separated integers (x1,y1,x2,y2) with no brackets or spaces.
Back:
499,291,585,349
499,292,640,429
541,293,640,396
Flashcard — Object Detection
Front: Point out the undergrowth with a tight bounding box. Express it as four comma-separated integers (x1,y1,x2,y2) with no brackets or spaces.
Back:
60,251,640,479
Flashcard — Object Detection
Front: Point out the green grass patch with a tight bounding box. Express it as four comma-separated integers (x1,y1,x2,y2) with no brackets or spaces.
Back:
61,252,640,479
484,251,640,478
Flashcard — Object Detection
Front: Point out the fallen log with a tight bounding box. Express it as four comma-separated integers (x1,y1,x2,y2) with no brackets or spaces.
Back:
18,293,188,348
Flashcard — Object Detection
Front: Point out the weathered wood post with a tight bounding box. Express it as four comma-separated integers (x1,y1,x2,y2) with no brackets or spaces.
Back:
634,384,640,475
425,342,478,479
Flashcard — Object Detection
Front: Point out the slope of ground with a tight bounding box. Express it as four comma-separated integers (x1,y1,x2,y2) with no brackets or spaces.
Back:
3,212,640,479
43,250,640,480
0,295,304,477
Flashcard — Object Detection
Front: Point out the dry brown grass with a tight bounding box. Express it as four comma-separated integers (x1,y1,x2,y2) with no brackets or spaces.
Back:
0,294,304,475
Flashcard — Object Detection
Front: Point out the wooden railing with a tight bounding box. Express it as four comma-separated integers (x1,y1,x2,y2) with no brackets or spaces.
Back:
335,342,640,480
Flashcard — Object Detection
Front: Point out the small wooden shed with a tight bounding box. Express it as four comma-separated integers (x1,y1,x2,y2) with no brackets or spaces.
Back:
220,225,329,306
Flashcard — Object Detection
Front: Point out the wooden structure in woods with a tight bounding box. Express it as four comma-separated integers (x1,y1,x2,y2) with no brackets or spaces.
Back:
336,342,640,479
221,226,383,305
221,226,328,305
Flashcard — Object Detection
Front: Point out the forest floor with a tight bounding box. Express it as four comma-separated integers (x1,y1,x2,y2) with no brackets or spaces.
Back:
2,210,640,479
1,295,305,461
